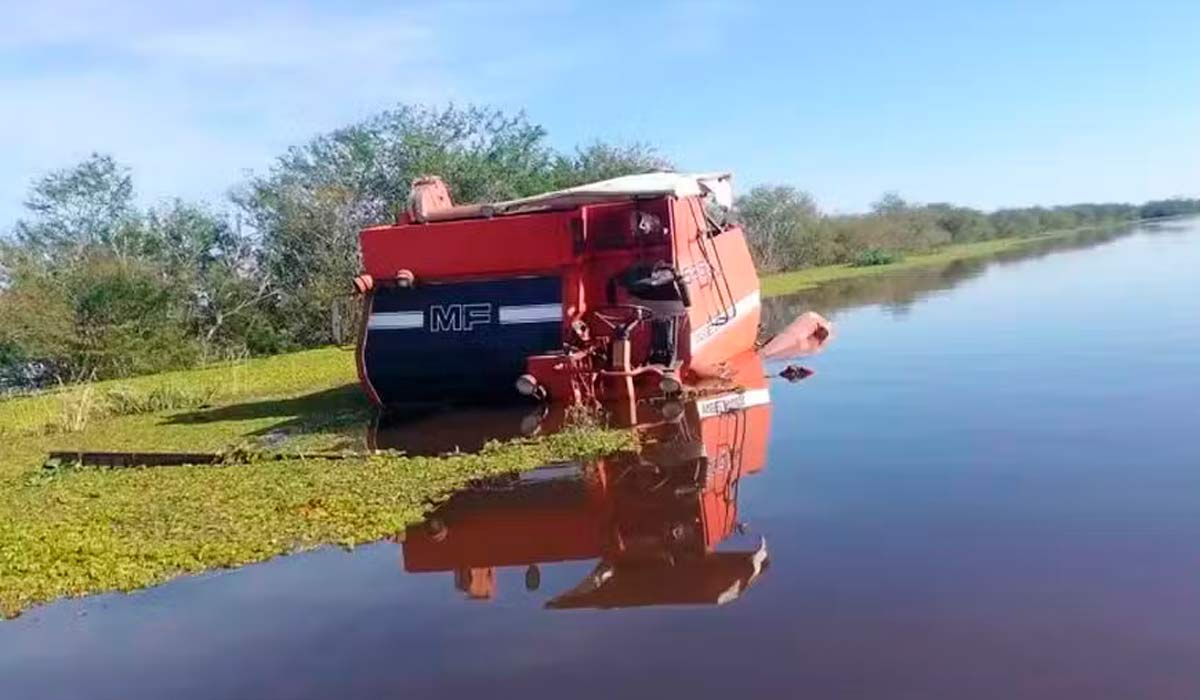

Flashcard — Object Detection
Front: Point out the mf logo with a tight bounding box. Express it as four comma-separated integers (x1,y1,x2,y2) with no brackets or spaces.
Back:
429,303,492,332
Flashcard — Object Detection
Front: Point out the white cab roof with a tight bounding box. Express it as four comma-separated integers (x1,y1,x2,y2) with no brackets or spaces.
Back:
491,172,734,214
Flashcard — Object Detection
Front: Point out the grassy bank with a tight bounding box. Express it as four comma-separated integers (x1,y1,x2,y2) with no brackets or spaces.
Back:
0,349,633,617
761,233,1068,298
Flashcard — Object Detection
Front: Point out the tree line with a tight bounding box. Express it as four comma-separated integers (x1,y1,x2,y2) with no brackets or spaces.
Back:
736,187,1200,273
2,103,1197,386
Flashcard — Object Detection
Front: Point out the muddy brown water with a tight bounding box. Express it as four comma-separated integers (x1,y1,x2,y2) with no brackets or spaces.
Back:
4,220,1200,699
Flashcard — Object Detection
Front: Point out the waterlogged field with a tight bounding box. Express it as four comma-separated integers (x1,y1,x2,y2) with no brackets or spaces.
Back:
0,348,631,617
0,228,1106,616
3,219,1200,700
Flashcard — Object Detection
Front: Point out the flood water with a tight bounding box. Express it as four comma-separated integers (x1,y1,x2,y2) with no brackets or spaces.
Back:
4,219,1200,698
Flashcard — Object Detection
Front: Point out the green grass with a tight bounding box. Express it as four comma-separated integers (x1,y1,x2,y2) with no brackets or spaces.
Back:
761,235,1065,298
0,348,634,617
0,347,359,440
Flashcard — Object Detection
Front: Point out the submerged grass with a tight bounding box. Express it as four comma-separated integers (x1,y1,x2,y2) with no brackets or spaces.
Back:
0,348,634,617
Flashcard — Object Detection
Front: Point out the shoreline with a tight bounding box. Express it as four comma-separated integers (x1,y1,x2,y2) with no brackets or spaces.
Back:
758,219,1167,298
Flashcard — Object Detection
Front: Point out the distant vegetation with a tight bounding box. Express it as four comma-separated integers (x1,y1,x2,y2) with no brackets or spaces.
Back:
2,103,1198,386
736,186,1200,274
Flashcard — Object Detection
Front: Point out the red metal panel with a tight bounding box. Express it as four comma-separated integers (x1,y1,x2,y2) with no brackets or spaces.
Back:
671,196,761,374
359,211,576,280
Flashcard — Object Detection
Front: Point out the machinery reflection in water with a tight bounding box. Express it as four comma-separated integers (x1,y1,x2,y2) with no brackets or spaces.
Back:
373,351,773,609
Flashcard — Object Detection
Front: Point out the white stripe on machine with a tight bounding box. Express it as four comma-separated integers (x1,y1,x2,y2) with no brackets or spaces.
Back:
690,291,761,350
498,303,562,325
367,311,425,330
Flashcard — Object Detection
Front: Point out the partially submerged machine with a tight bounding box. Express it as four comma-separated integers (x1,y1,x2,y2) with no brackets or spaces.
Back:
354,172,763,405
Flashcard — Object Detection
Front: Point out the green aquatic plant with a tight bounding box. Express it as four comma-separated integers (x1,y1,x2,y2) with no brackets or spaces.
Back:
0,347,635,618
0,426,633,618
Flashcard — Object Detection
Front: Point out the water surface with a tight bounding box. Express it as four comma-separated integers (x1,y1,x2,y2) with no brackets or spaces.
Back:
4,220,1200,699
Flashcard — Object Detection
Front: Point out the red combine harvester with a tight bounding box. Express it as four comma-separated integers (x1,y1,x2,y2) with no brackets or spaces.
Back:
354,173,762,405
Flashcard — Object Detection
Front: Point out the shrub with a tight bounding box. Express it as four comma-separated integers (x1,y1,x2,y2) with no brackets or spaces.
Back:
53,385,99,434
102,385,219,416
851,248,904,267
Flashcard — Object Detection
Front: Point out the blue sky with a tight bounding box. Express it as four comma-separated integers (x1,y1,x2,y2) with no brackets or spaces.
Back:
2,0,1198,227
